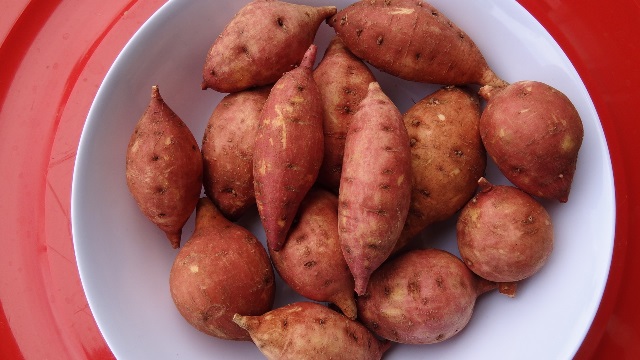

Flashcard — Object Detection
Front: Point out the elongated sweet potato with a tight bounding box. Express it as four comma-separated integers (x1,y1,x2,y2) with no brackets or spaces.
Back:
202,87,270,220
457,177,554,284
394,86,486,253
169,198,275,340
357,248,496,344
253,45,324,252
125,85,202,248
269,187,356,319
338,81,412,295
328,0,506,87
202,0,337,93
233,302,390,360
313,36,377,192
479,80,584,202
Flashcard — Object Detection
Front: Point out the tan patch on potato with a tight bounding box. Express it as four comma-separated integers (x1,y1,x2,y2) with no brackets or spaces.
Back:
388,8,415,15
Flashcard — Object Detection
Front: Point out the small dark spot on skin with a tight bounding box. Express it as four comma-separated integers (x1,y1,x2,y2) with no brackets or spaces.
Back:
408,281,419,293
377,36,384,45
221,187,235,194
371,321,379,330
447,21,453,27
382,169,393,175
356,29,363,37
454,150,463,156
282,319,288,328
151,155,160,161
410,138,417,147
284,185,297,192
297,85,305,92
419,189,430,197
158,213,166,218
522,215,534,224
381,125,393,132
192,145,198,151
415,52,421,60
340,16,347,26
324,279,333,287
276,17,284,27
383,286,391,296
436,333,445,341
331,165,342,173
431,10,438,16
157,187,166,194
209,69,215,76
435,276,444,288
459,32,465,40
513,167,522,174
285,163,296,169
349,331,359,341
384,146,393,151
411,119,421,127
380,184,390,190
344,88,353,95
342,105,353,114
304,260,317,268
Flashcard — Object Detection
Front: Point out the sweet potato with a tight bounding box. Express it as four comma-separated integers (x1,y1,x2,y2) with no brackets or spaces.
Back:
202,87,270,220
338,81,412,296
233,302,390,360
457,177,554,284
269,187,356,319
313,36,377,192
169,197,275,340
253,45,324,252
202,0,337,93
394,86,486,253
328,0,506,87
125,85,202,248
357,248,496,344
479,80,584,202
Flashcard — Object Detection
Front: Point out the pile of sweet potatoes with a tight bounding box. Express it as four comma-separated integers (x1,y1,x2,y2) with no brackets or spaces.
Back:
124,0,584,357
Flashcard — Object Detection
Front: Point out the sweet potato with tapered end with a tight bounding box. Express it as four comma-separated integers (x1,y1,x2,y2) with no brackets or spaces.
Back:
269,188,356,319
201,0,337,93
313,36,377,192
479,80,584,202
125,85,202,248
357,248,496,344
457,177,554,283
339,81,412,296
169,198,275,340
328,0,506,87
253,45,324,252
393,86,486,253
233,302,390,360
202,87,270,221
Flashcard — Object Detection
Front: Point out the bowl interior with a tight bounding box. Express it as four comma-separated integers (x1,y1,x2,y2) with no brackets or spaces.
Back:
71,0,615,359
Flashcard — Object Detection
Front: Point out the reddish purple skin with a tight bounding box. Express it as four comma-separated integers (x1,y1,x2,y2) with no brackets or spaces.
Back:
169,198,275,341
357,248,495,344
125,86,202,248
233,302,390,360
327,0,506,87
202,87,270,221
456,178,554,282
313,36,377,193
338,82,412,296
479,80,584,202
202,1,336,93
269,188,357,319
253,45,324,252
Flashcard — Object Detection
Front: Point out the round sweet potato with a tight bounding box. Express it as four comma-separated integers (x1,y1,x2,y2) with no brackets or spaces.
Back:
479,80,584,202
456,177,554,283
169,198,275,340
357,248,495,344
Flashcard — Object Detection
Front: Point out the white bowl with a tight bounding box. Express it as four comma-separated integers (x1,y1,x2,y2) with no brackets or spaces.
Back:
72,0,615,359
